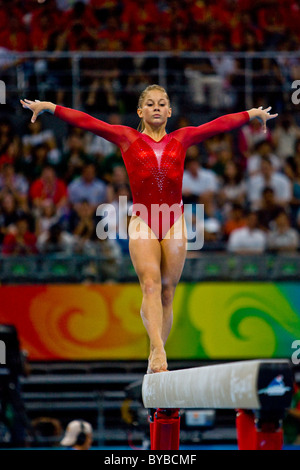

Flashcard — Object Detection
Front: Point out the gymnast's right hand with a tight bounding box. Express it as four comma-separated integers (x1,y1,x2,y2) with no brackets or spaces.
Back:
20,99,56,123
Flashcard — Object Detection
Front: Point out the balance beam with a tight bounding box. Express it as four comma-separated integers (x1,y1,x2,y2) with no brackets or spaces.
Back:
142,359,293,410
142,360,294,450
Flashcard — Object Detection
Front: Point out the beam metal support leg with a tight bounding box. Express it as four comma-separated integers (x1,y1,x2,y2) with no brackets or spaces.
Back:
236,409,284,450
149,408,180,450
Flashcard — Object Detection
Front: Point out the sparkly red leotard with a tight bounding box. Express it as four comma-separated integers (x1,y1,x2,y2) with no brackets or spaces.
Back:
54,106,249,240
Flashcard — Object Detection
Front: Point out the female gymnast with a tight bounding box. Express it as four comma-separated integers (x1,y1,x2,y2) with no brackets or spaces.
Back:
20,85,277,373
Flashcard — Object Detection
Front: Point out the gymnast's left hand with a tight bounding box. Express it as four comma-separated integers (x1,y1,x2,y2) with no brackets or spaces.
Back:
247,106,278,133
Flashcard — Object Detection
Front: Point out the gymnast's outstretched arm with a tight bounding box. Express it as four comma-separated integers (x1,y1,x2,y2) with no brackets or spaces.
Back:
20,99,138,152
173,107,278,148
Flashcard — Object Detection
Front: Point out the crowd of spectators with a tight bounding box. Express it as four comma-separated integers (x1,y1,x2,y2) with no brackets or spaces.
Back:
1,0,300,264
1,0,300,54
1,106,300,261
1,0,299,113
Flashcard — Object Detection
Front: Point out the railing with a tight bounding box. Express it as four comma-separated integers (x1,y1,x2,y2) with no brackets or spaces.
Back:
2,50,299,117
1,252,300,284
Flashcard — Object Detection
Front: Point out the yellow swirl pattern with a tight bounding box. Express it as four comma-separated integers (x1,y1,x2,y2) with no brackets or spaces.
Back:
113,285,144,335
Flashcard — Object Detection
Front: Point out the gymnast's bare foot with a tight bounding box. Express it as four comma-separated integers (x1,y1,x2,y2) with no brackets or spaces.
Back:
147,347,168,374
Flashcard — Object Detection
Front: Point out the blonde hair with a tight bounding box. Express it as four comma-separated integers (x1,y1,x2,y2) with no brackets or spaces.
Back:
137,84,170,132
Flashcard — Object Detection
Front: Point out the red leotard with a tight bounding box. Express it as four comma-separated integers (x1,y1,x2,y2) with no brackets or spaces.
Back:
54,105,249,240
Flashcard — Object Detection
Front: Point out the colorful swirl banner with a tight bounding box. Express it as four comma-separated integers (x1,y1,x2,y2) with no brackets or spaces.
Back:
0,282,299,361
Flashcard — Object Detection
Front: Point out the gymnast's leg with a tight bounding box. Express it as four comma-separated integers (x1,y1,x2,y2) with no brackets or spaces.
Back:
160,214,187,345
128,216,167,373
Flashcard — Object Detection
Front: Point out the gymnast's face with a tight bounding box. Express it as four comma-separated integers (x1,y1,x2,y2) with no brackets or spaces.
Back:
138,90,172,129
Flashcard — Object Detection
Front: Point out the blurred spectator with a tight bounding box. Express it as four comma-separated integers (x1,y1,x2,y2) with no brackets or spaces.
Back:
272,114,300,161
227,210,267,254
21,120,60,166
184,57,224,109
0,118,19,155
35,199,61,237
203,217,224,251
31,417,63,448
0,192,31,243
256,187,283,231
84,75,120,114
106,165,129,201
207,41,237,109
253,58,285,112
230,11,264,51
64,1,99,51
30,9,57,51
67,162,107,210
37,222,75,254
257,4,287,49
45,30,72,106
0,16,30,52
238,118,272,165
182,152,219,205
2,213,38,255
209,148,233,179
29,165,68,214
19,142,52,183
68,199,97,255
246,156,292,210
294,138,300,166
0,163,29,209
86,113,122,175
60,419,93,450
204,132,234,170
283,157,300,226
267,209,299,253
93,236,122,279
121,0,159,51
86,114,120,160
218,160,246,212
97,16,127,51
99,147,124,184
246,140,281,177
222,202,247,241
0,137,22,170
59,130,93,183
287,158,300,227
101,183,132,254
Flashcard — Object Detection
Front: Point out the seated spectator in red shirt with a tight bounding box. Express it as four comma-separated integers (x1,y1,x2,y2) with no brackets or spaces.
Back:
97,16,128,51
0,17,30,51
231,12,264,51
30,11,56,51
121,0,159,35
64,0,99,32
257,5,287,48
0,142,15,169
29,165,68,214
2,213,38,255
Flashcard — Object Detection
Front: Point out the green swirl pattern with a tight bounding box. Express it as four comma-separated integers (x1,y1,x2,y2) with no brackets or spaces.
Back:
166,282,300,360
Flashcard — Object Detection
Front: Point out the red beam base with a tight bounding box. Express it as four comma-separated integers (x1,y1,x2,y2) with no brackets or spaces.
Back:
149,408,180,450
236,409,283,450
